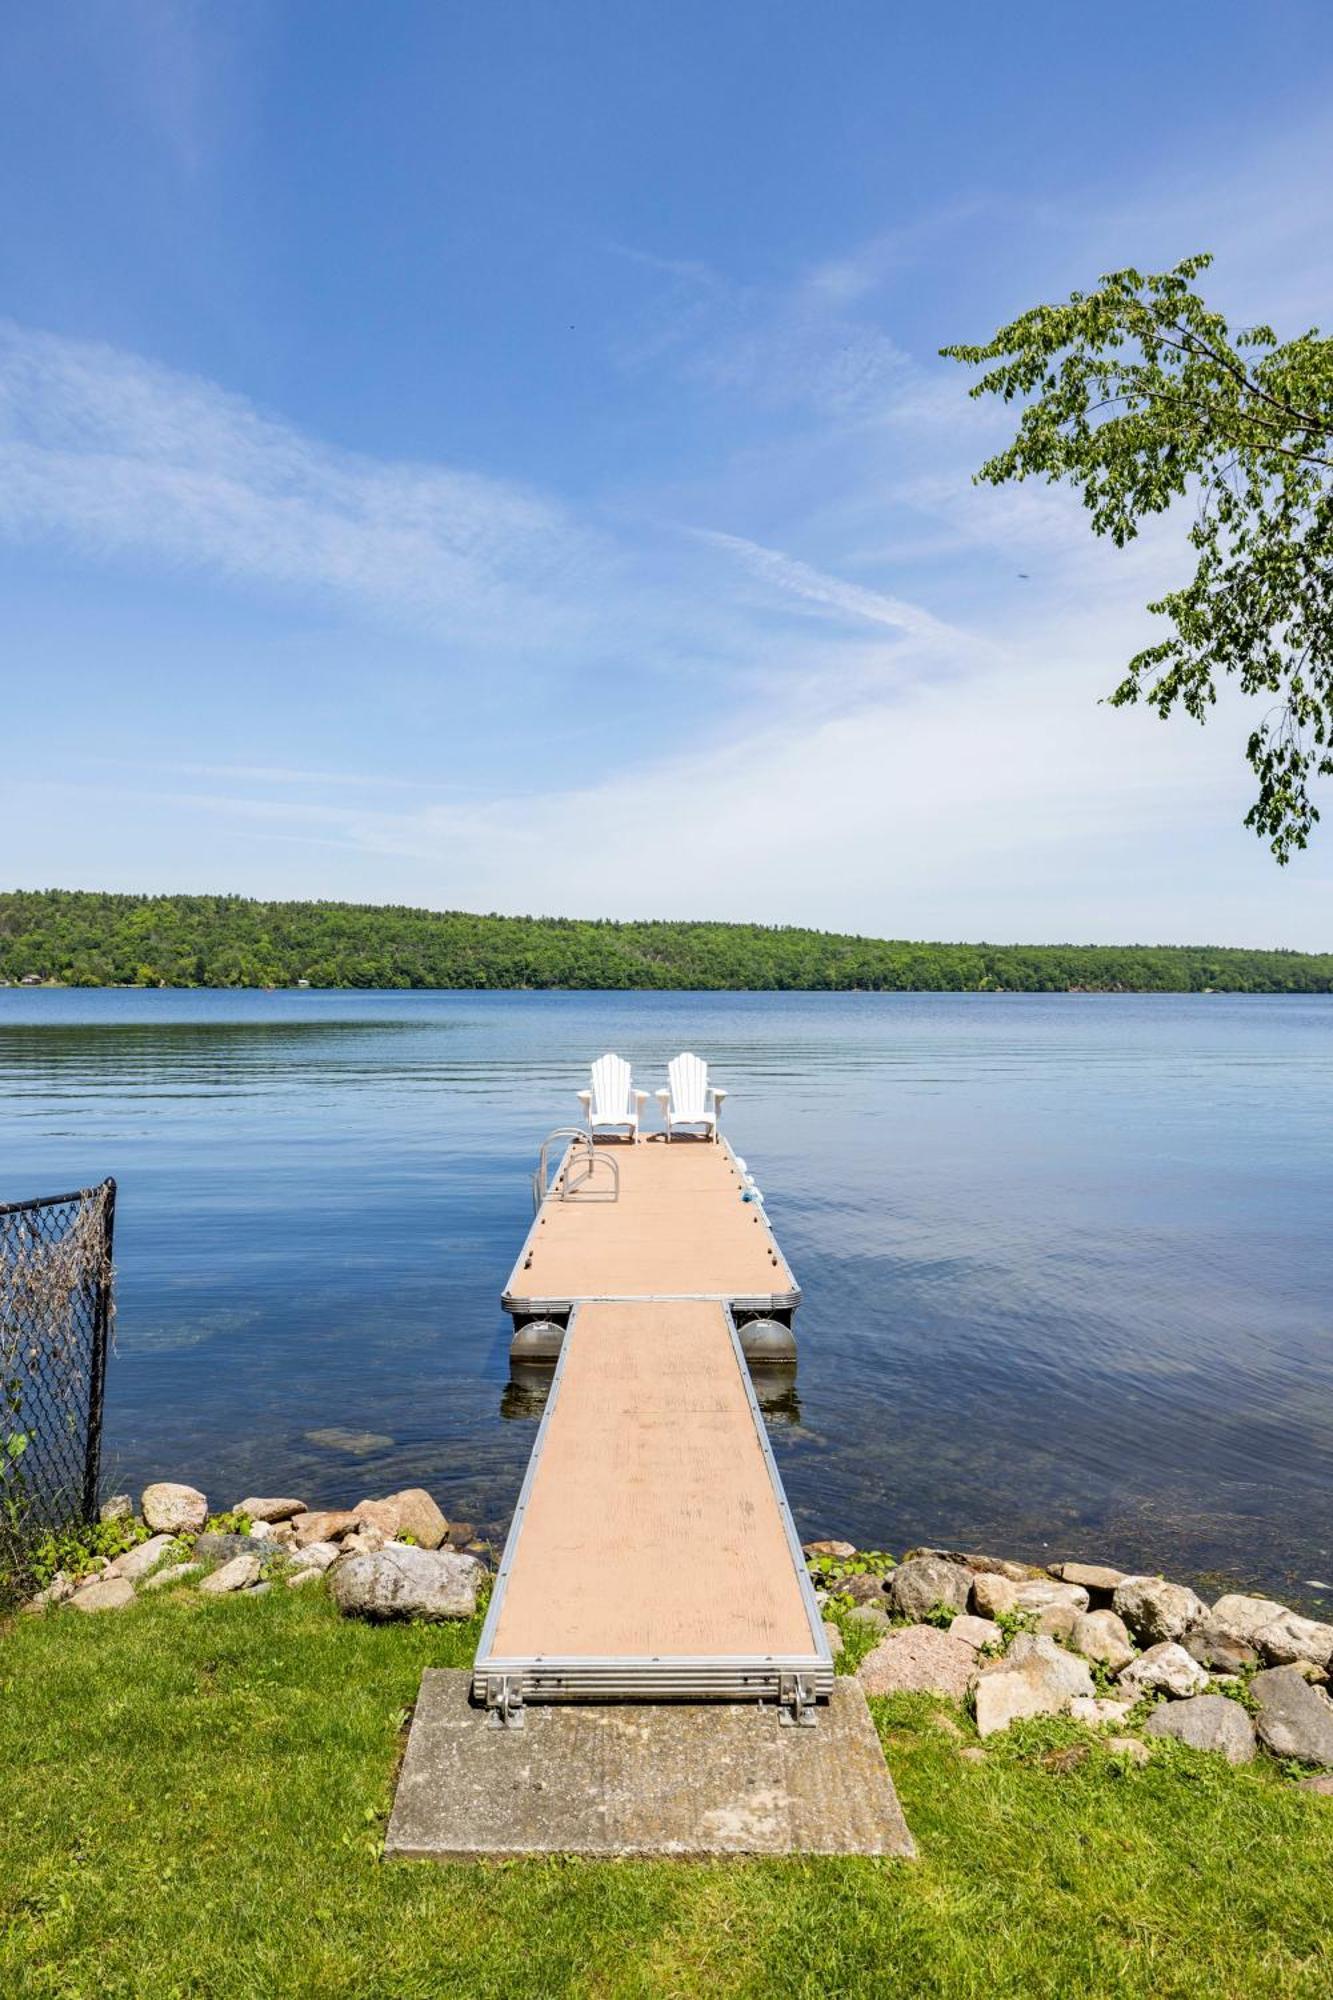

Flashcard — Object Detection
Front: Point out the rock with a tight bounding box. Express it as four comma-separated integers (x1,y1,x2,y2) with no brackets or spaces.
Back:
971,1574,1088,1621
353,1488,449,1549
822,1619,844,1657
287,1540,340,1573
140,1482,208,1536
287,1566,326,1588
1047,1561,1126,1598
199,1555,262,1595
905,1547,1042,1581
974,1634,1094,1737
840,1572,891,1607
304,1426,392,1456
949,1614,1000,1652
107,1534,177,1583
98,1494,134,1524
1036,1603,1079,1642
248,1580,273,1597
1071,1609,1136,1672
1254,1611,1333,1670
1108,1736,1151,1767
1069,1695,1134,1727
330,1545,485,1622
1251,1666,1333,1766
1112,1576,1207,1646
292,1509,360,1548
1144,1693,1256,1763
845,1603,890,1633
1185,1624,1259,1674
446,1521,477,1548
23,1572,75,1612
887,1556,972,1621
341,1524,390,1556
959,1745,987,1764
1117,1642,1209,1700
1206,1592,1288,1645
1293,1660,1330,1685
804,1539,857,1560
1298,1773,1333,1796
972,1573,1019,1618
69,1576,136,1613
193,1531,282,1566
855,1624,978,1701
142,1562,202,1591
235,1497,307,1523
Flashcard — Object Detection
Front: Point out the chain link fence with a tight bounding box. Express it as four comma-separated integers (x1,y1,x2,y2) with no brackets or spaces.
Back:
1,1180,116,1592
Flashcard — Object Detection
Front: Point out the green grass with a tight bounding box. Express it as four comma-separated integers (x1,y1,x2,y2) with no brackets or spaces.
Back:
2,1587,1332,1999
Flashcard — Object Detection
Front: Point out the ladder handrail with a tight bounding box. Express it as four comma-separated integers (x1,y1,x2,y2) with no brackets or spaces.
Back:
532,1129,620,1213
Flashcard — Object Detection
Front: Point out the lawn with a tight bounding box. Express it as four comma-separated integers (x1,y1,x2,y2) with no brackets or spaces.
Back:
2,1586,1331,1999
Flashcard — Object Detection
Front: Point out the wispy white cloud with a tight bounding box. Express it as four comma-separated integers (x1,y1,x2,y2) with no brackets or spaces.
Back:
690,526,977,648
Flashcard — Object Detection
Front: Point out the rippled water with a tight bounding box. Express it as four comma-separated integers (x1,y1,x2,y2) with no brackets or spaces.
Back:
3,989,1331,1601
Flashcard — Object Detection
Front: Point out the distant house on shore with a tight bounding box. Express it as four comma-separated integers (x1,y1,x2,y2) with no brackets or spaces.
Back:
20,973,42,985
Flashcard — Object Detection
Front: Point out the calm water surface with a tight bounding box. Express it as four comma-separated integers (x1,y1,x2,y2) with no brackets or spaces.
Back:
2,989,1330,1601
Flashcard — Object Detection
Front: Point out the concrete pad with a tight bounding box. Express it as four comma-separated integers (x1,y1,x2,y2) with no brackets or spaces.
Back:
385,1671,915,1861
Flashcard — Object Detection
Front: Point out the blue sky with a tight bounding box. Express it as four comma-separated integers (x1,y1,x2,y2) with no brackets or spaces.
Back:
3,0,1333,944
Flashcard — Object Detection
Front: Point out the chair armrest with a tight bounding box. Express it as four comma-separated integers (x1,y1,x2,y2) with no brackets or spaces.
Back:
712,1088,728,1109
577,1090,591,1111
655,1088,670,1108
634,1090,649,1109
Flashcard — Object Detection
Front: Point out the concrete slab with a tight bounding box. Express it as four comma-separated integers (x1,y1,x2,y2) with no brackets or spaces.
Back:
385,1671,915,1861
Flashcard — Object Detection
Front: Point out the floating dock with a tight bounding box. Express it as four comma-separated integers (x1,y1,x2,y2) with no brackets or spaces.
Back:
475,1132,831,1723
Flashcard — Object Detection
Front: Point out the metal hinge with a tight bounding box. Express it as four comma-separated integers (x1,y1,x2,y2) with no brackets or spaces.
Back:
777,1673,818,1727
484,1674,526,1729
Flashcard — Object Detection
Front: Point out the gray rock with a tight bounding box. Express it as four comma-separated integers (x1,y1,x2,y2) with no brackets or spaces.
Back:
1206,1592,1288,1645
98,1494,134,1524
234,1496,307,1522
340,1524,390,1557
845,1603,890,1633
974,1634,1094,1738
887,1556,972,1621
1184,1623,1259,1674
972,1574,1088,1621
1107,1736,1151,1767
1069,1695,1134,1727
23,1572,75,1612
905,1547,1042,1581
248,1580,273,1597
1071,1608,1136,1672
1144,1693,1256,1763
329,1545,484,1622
949,1614,1000,1651
287,1539,340,1573
287,1565,326,1588
142,1562,202,1591
140,1481,208,1535
69,1575,136,1613
1117,1641,1209,1700
1036,1603,1079,1642
840,1572,891,1607
107,1533,177,1582
1251,1666,1333,1766
199,1554,262,1595
1254,1611,1333,1670
822,1619,844,1657
1048,1561,1126,1598
1112,1576,1207,1646
193,1530,282,1566
855,1625,978,1701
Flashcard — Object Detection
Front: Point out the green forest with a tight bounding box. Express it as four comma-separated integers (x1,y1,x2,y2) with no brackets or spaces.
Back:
1,891,1330,992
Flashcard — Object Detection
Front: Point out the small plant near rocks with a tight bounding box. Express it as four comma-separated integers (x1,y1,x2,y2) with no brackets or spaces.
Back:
28,1514,152,1587
919,1599,957,1632
202,1510,253,1538
980,1607,1039,1657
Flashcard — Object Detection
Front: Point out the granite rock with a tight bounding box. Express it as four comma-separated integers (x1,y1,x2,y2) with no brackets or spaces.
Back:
887,1556,972,1621
1251,1666,1333,1766
199,1554,262,1594
855,1625,979,1701
140,1482,208,1536
1071,1609,1136,1673
1112,1576,1207,1646
1145,1693,1256,1763
69,1575,136,1613
330,1545,485,1622
1117,1641,1209,1700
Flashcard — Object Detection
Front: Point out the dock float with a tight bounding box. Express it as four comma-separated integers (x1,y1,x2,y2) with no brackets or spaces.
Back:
476,1131,831,1725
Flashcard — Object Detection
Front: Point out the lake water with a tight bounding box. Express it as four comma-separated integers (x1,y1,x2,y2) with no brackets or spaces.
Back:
3,989,1331,1602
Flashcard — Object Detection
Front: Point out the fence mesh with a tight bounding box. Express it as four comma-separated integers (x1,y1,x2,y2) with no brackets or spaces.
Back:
0,1180,116,1590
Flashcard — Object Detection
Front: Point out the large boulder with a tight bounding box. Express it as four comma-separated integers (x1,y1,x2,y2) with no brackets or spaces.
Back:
352,1488,449,1549
235,1496,308,1523
855,1624,978,1701
1112,1576,1206,1646
1145,1693,1256,1763
1047,1561,1126,1600
329,1545,484,1622
949,1614,1000,1652
1185,1623,1260,1675
1251,1667,1333,1766
1071,1609,1136,1672
199,1554,262,1595
292,1509,360,1548
107,1533,177,1583
972,1574,1089,1621
1253,1611,1333,1671
140,1482,208,1536
974,1633,1094,1738
1117,1641,1208,1701
69,1576,136,1613
886,1556,972,1621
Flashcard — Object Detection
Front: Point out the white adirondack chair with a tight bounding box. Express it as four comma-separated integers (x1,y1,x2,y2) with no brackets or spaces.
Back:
656,1052,727,1140
577,1052,647,1141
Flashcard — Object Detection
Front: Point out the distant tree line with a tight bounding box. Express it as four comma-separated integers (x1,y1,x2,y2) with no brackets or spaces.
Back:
1,891,1330,993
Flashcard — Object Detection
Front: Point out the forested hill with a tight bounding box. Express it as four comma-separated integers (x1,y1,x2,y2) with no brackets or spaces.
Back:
1,891,1330,993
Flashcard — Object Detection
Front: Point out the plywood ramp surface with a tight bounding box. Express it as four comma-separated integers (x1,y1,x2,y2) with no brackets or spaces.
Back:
510,1138,792,1302
489,1300,815,1660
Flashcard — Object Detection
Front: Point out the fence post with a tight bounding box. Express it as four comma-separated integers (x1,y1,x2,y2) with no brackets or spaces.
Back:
81,1178,116,1523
